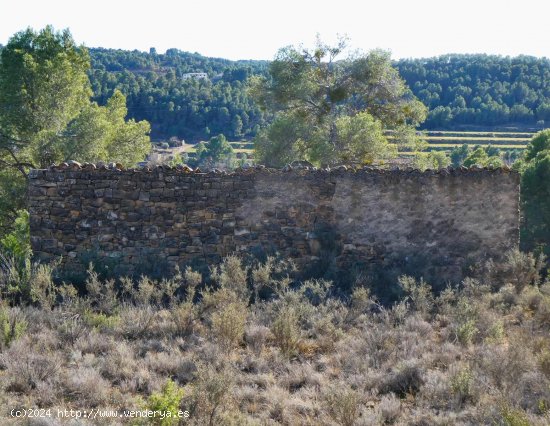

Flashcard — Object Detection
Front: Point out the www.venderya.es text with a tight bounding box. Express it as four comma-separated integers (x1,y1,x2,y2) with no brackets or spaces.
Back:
11,408,190,420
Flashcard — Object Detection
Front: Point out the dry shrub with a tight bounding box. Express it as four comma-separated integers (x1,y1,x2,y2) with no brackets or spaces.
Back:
378,361,424,398
190,361,235,426
244,324,272,355
361,325,398,369
145,349,188,378
418,369,453,410
75,330,117,355
271,306,301,357
63,366,110,406
99,341,136,384
211,301,248,352
279,364,321,394
117,305,156,339
398,275,434,319
211,255,249,301
85,265,118,314
484,249,546,292
120,366,154,395
376,393,401,424
474,342,535,393
323,383,361,426
171,301,196,337
511,371,550,414
3,337,61,393
347,287,375,322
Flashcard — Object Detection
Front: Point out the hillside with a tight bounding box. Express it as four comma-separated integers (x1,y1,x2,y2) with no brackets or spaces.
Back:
396,54,550,130
88,50,550,140
88,48,269,142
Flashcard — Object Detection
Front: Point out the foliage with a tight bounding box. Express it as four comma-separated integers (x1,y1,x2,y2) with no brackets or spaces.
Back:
0,303,27,349
0,27,151,235
463,146,503,167
413,151,451,170
0,254,57,307
192,133,234,169
210,301,247,352
146,379,185,426
397,54,550,129
0,253,549,424
0,210,31,265
519,130,550,254
89,47,268,141
251,37,426,166
88,49,550,142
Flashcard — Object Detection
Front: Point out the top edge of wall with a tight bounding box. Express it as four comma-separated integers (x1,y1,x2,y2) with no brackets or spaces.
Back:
27,161,519,179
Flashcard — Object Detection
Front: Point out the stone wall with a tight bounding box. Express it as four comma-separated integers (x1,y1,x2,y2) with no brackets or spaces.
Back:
28,165,520,285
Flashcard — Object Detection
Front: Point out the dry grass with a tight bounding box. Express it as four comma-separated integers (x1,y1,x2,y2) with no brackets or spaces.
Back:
0,251,549,424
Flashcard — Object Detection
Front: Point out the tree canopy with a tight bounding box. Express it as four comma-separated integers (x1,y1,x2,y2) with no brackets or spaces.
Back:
0,26,151,232
397,54,550,129
87,47,268,141
251,37,427,166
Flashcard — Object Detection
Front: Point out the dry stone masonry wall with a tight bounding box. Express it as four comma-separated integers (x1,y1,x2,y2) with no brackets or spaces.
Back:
28,164,520,285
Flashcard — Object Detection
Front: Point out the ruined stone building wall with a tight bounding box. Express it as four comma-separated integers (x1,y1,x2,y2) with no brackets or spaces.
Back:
28,166,520,284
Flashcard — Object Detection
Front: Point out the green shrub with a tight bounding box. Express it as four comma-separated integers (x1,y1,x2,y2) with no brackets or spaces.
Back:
486,320,505,344
82,311,119,331
0,304,27,349
450,365,474,405
147,379,185,426
0,210,31,264
457,319,479,346
500,405,532,426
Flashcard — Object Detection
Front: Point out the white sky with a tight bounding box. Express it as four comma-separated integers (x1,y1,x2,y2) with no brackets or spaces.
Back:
1,0,549,60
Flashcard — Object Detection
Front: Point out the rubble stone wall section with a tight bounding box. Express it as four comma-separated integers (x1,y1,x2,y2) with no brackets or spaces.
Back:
28,166,520,283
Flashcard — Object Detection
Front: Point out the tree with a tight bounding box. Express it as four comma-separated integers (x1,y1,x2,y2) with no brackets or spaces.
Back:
519,130,550,255
524,129,550,162
250,36,427,166
450,144,471,166
463,147,503,168
194,134,234,169
0,27,150,233
0,26,91,172
413,151,451,171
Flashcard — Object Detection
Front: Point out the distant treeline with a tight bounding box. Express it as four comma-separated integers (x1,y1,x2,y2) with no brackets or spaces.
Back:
88,48,269,141
88,49,550,139
396,54,550,130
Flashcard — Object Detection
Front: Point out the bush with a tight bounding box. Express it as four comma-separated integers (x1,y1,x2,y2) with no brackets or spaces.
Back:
379,362,424,398
398,275,434,319
146,379,185,426
449,364,474,406
0,304,27,349
323,384,361,426
191,362,233,426
271,306,301,357
210,301,247,352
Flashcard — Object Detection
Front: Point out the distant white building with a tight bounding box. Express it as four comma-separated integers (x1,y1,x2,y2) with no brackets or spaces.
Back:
181,72,209,81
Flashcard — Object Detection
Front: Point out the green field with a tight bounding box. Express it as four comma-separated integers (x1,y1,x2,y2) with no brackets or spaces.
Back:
179,131,533,162
392,130,533,156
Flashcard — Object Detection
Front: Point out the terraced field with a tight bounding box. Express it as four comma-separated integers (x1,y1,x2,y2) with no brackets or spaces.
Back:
391,130,533,155
173,131,534,165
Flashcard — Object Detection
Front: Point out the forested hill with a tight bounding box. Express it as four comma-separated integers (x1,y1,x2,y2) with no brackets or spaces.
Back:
88,49,550,139
88,48,269,141
396,54,550,130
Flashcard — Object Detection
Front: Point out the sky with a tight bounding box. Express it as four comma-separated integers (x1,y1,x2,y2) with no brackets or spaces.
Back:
1,0,548,60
